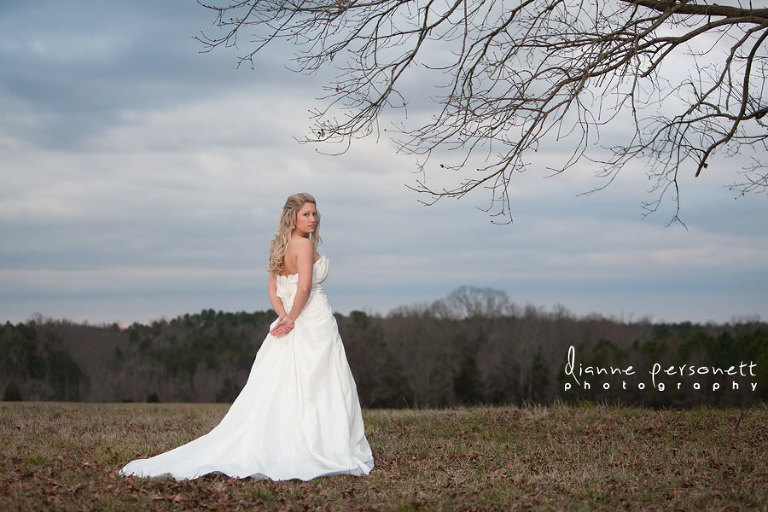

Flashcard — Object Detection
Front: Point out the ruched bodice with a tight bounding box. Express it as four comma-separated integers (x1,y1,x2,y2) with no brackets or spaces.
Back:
275,256,328,310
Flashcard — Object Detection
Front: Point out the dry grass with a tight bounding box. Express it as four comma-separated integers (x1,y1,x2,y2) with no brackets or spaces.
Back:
1,402,766,511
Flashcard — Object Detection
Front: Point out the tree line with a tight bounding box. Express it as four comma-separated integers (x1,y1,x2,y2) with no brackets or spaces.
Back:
1,287,765,407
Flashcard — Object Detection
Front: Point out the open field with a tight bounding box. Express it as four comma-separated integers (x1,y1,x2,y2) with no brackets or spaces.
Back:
1,402,766,511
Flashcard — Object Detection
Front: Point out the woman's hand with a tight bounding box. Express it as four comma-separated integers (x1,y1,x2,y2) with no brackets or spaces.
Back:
270,316,295,337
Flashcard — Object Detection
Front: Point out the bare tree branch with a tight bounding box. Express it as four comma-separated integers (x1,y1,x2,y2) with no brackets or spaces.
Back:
198,0,768,222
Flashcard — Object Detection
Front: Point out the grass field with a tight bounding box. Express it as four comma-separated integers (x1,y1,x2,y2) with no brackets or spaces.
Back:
1,402,766,511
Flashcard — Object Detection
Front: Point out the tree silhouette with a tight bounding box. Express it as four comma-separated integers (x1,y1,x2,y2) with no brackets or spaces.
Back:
199,0,768,222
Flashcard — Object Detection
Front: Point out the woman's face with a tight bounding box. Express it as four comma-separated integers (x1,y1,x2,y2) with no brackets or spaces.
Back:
294,202,318,236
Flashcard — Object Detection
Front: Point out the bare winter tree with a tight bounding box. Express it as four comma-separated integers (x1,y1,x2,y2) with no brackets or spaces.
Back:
198,0,768,222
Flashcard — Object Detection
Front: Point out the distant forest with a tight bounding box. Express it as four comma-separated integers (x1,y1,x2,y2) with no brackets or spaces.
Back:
2,287,766,408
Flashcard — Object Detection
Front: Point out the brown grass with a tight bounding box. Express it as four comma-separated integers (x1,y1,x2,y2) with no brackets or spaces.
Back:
0,402,766,511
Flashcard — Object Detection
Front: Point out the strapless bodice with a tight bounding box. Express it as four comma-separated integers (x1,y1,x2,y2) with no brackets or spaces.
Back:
276,256,329,307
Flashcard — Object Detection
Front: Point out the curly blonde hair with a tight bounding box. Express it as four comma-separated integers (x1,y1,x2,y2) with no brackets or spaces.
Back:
268,193,322,275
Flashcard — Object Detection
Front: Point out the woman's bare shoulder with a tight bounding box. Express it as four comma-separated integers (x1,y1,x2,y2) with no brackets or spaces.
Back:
283,237,313,270
288,236,313,254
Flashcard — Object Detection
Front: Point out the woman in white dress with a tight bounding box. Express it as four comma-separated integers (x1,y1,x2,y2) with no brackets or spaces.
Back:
120,193,374,481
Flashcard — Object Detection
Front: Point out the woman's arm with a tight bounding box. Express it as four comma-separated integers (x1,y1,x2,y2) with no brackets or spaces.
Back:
267,273,287,318
268,273,292,337
284,238,314,323
269,238,314,337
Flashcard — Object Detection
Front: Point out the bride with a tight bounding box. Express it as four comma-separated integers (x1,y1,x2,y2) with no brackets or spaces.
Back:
120,193,374,481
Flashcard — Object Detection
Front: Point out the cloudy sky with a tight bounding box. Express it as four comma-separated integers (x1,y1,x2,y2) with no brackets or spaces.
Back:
1,0,766,326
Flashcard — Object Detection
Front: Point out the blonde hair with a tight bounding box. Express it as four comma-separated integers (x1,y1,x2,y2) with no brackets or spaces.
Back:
268,193,322,275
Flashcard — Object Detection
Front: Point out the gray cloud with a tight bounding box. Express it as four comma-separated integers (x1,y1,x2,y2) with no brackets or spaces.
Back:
1,1,766,326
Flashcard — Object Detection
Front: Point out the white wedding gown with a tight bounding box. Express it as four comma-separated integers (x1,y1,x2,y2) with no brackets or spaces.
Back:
120,256,374,481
